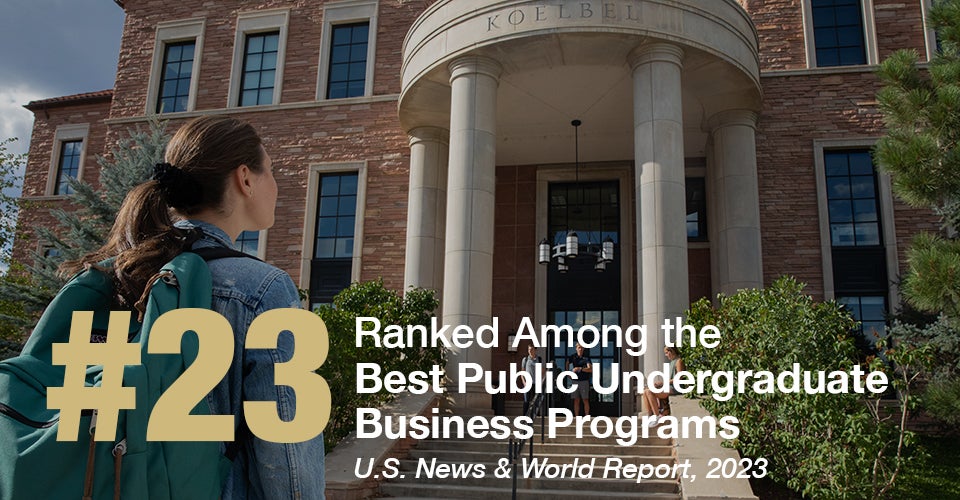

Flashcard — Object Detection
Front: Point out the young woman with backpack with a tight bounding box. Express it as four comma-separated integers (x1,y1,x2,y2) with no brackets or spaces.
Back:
62,115,325,499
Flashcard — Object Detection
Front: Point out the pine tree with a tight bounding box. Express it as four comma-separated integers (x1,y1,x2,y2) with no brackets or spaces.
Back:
0,120,169,337
875,0,960,428
0,138,28,358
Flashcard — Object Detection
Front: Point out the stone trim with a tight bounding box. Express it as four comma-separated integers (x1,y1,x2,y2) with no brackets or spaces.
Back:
145,17,206,115
227,9,291,108
43,124,90,197
800,0,879,68
316,0,379,101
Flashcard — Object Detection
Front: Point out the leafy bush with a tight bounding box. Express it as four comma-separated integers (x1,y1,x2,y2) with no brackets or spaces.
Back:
315,280,442,451
684,277,916,499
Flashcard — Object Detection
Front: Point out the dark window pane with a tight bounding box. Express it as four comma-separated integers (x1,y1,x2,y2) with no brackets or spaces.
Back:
157,40,195,113
320,197,339,216
327,22,369,99
317,217,337,237
258,88,273,105
850,175,875,198
320,176,340,196
812,0,865,67
827,177,851,199
314,238,335,259
828,200,853,223
337,217,355,237
239,31,280,107
817,49,839,67
855,223,880,245
335,238,353,258
831,223,855,246
853,199,877,222
339,195,357,216
241,90,258,106
339,174,358,195
849,152,873,175
263,33,279,52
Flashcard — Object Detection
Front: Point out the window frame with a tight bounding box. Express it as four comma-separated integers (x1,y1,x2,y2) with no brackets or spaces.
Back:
236,230,266,259
813,139,899,302
146,18,205,115
921,0,940,61
45,124,89,197
299,162,368,296
228,9,290,108
316,0,378,101
801,0,879,68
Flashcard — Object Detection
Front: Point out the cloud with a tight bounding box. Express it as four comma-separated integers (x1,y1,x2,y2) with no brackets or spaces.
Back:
0,85,43,156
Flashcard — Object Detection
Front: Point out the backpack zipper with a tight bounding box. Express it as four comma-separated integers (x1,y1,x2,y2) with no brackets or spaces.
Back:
0,403,95,429
0,402,56,428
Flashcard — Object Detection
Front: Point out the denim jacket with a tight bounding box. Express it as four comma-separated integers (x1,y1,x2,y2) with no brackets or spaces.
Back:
176,220,325,500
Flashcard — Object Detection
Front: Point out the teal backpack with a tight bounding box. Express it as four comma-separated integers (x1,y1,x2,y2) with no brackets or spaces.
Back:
0,247,253,500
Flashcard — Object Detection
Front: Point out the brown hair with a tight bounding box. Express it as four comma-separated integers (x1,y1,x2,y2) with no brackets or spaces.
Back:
665,346,681,357
61,116,264,313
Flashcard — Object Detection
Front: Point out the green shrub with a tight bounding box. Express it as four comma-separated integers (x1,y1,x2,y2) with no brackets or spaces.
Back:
315,280,442,451
684,277,914,499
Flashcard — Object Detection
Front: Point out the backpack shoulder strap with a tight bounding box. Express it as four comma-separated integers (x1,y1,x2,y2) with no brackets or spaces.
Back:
189,246,262,262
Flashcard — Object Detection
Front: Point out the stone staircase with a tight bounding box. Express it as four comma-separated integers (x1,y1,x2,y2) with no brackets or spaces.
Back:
375,429,681,499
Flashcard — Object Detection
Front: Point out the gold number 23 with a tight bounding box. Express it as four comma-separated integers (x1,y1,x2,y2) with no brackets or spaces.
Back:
146,308,331,443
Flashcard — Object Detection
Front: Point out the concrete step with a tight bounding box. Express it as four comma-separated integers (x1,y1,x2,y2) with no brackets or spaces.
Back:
377,483,682,499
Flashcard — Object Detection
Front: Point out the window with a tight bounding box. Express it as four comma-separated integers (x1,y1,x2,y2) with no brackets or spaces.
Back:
546,181,621,417
54,140,82,195
239,31,280,106
327,23,368,99
825,150,880,247
157,41,195,113
317,0,378,100
309,173,359,307
45,124,89,197
229,10,289,108
147,18,204,114
837,295,887,354
811,0,867,66
686,177,707,241
819,147,892,353
236,230,261,257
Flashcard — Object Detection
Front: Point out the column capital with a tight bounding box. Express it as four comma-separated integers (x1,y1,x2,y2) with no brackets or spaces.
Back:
627,42,684,70
448,55,503,84
408,126,449,147
706,109,758,132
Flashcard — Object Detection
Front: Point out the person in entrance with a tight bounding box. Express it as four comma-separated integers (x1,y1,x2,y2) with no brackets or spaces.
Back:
567,343,592,417
521,344,543,416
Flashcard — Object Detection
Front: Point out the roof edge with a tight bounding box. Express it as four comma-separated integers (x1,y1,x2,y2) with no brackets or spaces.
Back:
24,90,113,111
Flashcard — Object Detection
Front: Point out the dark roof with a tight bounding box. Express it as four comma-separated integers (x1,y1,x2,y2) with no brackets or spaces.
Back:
24,90,113,111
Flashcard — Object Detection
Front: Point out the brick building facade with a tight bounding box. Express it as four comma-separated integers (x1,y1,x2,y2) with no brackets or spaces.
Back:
16,0,940,417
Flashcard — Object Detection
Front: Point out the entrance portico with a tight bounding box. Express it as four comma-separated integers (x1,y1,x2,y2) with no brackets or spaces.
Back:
400,0,763,413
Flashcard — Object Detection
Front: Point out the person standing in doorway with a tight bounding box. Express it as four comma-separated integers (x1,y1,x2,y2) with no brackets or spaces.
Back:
567,343,592,417
521,344,543,416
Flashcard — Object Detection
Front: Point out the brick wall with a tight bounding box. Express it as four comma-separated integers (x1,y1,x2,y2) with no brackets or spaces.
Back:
757,69,939,299
12,99,112,266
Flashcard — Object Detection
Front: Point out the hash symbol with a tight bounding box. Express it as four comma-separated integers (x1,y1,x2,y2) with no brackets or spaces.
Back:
49,311,141,441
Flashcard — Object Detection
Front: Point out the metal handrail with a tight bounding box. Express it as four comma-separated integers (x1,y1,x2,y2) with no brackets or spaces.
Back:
507,391,546,500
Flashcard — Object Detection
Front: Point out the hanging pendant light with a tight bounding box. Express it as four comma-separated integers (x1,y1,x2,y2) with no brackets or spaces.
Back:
537,119,615,272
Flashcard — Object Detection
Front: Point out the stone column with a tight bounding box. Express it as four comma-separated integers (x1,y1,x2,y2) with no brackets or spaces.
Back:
629,43,688,376
707,110,763,294
403,127,449,295
443,56,501,412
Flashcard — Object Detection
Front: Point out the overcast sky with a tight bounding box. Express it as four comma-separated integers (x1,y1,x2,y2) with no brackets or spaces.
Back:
0,0,125,161
0,1,125,270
